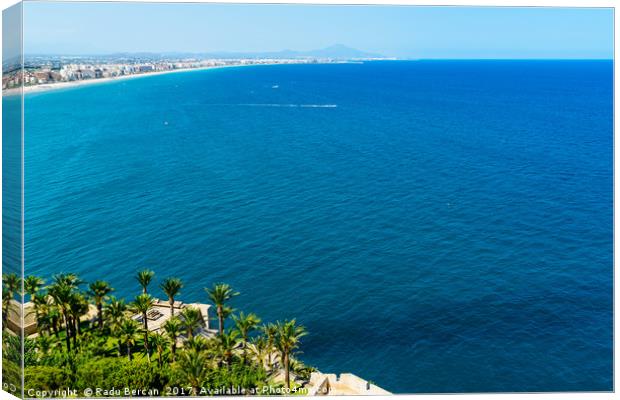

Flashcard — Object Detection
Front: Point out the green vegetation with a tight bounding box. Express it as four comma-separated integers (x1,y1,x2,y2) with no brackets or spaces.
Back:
160,278,183,316
206,283,238,336
2,272,314,397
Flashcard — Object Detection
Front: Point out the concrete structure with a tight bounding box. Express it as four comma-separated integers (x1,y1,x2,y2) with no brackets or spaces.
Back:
6,299,97,338
6,300,36,336
307,372,391,395
131,298,216,338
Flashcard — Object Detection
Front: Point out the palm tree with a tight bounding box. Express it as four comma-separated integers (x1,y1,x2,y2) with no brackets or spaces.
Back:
52,273,82,289
136,269,155,294
2,273,21,323
185,336,209,353
233,312,261,363
118,319,140,361
34,304,62,338
131,294,154,362
105,297,127,328
218,329,240,367
233,312,261,344
68,293,89,348
248,336,269,369
49,306,61,336
49,273,84,350
221,305,233,325
36,335,54,361
151,333,169,368
105,297,127,355
177,349,208,396
261,323,278,369
160,278,183,316
180,307,202,340
88,280,113,330
47,280,75,352
206,283,238,336
3,273,21,298
37,313,53,336
163,317,182,361
2,291,12,326
31,293,50,330
275,319,307,389
288,357,316,382
24,276,44,300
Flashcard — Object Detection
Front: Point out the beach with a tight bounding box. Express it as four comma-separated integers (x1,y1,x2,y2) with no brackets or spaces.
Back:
3,62,290,96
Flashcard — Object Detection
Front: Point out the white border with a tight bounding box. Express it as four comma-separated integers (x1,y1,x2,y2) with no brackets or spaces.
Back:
0,1,616,400
0,0,616,6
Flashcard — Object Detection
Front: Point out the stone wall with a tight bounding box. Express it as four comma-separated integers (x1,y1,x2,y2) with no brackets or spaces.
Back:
308,372,391,395
338,373,391,395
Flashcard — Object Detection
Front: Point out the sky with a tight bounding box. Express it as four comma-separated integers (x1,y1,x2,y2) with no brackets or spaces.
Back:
2,3,21,63
21,2,614,59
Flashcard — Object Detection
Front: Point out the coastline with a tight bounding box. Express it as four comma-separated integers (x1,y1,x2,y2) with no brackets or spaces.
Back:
3,62,276,96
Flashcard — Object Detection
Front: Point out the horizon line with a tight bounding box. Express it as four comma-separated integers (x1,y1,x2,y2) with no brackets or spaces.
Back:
18,54,615,61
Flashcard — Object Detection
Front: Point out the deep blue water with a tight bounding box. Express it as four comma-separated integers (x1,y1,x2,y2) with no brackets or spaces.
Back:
23,61,613,393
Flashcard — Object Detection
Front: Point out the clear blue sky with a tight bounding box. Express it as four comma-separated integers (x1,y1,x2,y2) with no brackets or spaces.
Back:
23,2,613,59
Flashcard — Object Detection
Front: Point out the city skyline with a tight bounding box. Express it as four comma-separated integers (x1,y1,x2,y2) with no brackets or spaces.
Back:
23,2,614,59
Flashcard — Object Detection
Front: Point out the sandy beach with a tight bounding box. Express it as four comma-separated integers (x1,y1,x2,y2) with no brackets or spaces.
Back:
2,63,271,96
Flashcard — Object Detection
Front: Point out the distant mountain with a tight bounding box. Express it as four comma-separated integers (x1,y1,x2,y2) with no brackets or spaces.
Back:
200,44,383,59
31,45,384,61
304,44,383,59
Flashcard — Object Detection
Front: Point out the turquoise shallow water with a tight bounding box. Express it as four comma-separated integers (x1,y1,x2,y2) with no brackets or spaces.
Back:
22,61,612,392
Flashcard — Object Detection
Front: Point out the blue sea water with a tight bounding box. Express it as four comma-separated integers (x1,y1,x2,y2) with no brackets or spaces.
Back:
22,61,612,393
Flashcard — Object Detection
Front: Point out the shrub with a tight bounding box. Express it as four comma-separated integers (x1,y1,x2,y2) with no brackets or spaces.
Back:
74,357,172,392
24,365,71,393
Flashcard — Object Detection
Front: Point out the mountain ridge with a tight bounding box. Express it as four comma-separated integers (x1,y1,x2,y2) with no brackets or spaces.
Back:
28,45,385,60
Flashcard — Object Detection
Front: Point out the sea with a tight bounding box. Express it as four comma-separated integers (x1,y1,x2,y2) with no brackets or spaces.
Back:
20,61,613,393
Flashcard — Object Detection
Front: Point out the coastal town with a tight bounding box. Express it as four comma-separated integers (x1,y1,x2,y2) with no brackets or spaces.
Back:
2,54,376,91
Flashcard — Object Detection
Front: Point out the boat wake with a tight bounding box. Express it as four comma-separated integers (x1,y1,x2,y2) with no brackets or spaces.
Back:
210,103,338,108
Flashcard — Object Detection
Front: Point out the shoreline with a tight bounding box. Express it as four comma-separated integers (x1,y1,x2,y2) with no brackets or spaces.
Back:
2,62,288,96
